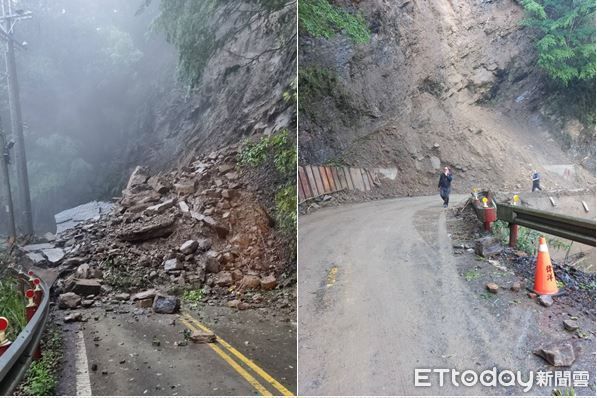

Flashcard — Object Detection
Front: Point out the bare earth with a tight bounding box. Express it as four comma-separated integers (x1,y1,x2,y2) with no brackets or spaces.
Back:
298,195,595,396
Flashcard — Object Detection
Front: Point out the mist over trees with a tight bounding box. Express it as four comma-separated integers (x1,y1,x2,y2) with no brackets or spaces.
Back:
0,0,177,232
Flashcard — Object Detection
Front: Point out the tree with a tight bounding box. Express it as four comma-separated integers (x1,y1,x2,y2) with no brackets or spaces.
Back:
521,0,596,85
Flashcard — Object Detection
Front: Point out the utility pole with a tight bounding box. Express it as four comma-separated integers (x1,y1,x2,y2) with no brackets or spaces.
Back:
0,0,33,235
0,115,16,239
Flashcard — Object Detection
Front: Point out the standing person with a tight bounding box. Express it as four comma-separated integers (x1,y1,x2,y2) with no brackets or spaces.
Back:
438,166,453,208
531,170,542,192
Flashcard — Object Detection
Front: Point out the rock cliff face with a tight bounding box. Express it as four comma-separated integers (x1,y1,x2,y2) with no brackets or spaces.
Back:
299,0,594,195
124,1,297,173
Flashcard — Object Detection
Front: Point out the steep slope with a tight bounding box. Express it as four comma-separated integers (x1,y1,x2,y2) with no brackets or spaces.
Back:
123,1,297,173
299,0,595,195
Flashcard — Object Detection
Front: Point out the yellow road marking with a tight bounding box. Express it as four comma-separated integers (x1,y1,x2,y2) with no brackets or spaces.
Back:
326,265,338,287
180,318,273,396
182,312,295,396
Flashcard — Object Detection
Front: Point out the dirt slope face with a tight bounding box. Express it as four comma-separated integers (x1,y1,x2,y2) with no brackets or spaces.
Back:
123,1,297,173
299,0,595,196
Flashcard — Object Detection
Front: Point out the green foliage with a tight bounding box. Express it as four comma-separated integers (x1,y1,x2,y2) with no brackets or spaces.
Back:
283,78,298,104
153,0,219,87
19,325,62,396
464,269,481,281
491,220,572,255
0,276,26,341
275,184,297,236
239,130,297,237
299,0,370,44
298,66,353,117
239,130,296,176
520,0,596,85
154,0,289,87
552,387,576,396
182,289,204,304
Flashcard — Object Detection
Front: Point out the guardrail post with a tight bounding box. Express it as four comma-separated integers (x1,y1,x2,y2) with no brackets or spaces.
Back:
0,317,11,357
509,223,518,248
32,278,42,306
24,290,41,360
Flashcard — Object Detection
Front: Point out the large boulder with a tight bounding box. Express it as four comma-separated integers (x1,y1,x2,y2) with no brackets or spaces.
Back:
72,279,102,296
58,292,81,309
152,294,180,314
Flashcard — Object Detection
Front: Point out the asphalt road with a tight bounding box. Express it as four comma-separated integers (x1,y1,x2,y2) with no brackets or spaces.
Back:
297,195,580,396
56,303,296,396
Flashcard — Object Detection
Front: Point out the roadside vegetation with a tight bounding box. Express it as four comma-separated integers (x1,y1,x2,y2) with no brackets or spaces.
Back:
239,129,297,244
16,324,63,396
520,0,596,126
0,275,26,341
298,0,370,44
491,220,572,255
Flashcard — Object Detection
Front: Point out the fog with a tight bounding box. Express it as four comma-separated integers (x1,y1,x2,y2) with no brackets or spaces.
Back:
0,0,178,233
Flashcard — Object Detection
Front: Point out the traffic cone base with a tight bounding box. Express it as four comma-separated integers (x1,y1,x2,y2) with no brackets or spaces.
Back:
533,237,559,296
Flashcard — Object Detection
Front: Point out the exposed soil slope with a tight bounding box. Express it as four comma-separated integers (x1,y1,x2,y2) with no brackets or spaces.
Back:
299,0,595,195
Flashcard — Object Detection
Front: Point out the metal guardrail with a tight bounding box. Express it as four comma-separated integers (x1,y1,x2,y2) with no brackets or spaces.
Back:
496,203,596,247
0,269,50,395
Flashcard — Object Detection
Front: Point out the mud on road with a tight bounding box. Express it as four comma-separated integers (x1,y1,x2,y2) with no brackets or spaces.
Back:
298,195,596,396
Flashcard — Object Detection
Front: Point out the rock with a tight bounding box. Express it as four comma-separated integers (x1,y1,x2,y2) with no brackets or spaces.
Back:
21,242,55,252
430,156,441,170
152,294,180,314
81,299,95,308
205,251,220,273
260,275,277,290
189,330,216,344
76,263,103,279
147,175,171,194
136,298,154,309
239,275,261,290
63,257,86,268
474,237,502,257
114,293,130,301
180,240,198,255
201,216,229,239
218,164,235,174
538,295,553,307
227,299,241,308
174,180,196,195
486,283,499,294
118,218,175,242
511,282,522,292
527,292,537,299
25,252,46,266
224,172,238,180
64,312,83,323
145,199,175,215
178,201,190,213
42,247,65,264
59,292,82,309
215,271,233,287
132,289,157,301
237,302,251,310
534,343,576,366
563,319,579,332
197,239,212,252
163,258,182,272
72,279,102,296
125,166,150,192
43,232,56,242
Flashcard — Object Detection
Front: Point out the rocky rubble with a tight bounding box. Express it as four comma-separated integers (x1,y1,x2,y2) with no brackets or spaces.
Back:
21,144,295,313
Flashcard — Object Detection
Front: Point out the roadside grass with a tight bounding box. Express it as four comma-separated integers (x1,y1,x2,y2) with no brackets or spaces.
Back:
182,288,204,310
491,220,572,256
16,323,63,396
0,276,26,340
464,269,480,281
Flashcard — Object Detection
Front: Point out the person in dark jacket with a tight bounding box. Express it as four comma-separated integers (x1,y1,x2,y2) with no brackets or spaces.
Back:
438,166,453,207
531,170,542,192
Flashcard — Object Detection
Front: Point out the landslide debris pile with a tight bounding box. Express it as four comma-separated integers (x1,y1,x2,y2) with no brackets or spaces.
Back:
18,145,294,312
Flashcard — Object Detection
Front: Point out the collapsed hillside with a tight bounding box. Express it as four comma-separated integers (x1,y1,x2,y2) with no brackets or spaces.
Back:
17,144,295,313
299,0,595,196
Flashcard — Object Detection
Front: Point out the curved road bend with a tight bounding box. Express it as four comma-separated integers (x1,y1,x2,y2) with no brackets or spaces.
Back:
298,195,545,396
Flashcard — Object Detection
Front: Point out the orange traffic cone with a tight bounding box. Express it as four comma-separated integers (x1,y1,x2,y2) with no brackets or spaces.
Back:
533,237,559,295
